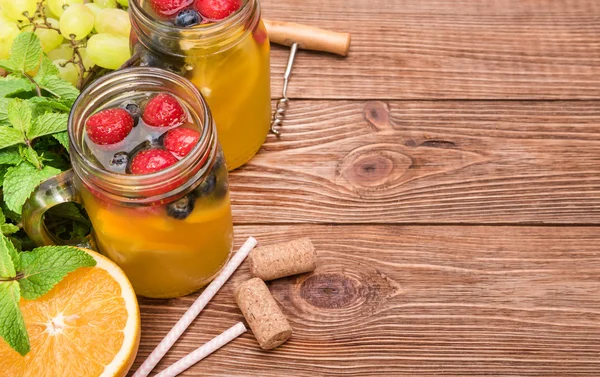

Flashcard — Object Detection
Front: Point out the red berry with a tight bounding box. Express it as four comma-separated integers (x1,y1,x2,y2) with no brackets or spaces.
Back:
149,0,193,17
142,93,187,128
252,23,267,45
130,149,178,175
86,108,133,145
163,127,201,158
195,0,240,20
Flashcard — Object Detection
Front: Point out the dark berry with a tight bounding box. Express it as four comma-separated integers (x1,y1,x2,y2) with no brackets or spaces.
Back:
129,148,178,175
86,108,133,145
142,93,187,128
163,127,201,157
166,194,195,219
121,102,143,127
110,151,128,168
194,172,216,197
175,9,202,27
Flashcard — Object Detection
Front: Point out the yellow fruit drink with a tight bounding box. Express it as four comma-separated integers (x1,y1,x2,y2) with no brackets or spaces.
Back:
130,0,271,170
49,68,233,299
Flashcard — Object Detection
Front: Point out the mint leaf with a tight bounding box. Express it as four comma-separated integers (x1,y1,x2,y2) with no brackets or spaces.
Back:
0,281,29,356
0,147,23,165
7,99,32,135
38,76,79,104
1,234,21,272
0,126,24,149
3,162,60,214
0,76,34,98
35,56,59,80
29,97,71,113
18,246,96,300
0,98,7,122
1,224,19,236
28,113,68,139
53,132,69,151
0,166,7,186
0,234,16,278
7,32,42,73
20,146,43,170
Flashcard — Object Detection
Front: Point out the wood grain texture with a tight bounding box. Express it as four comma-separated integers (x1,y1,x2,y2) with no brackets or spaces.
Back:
132,226,600,376
229,100,600,224
263,0,600,99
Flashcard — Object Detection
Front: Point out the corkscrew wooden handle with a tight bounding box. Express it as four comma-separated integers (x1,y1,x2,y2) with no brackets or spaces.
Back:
263,19,351,56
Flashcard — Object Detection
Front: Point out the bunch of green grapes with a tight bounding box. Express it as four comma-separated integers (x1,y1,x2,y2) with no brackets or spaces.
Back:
0,0,131,88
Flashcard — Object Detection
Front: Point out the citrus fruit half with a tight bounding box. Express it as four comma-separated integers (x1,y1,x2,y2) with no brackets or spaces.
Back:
0,249,140,377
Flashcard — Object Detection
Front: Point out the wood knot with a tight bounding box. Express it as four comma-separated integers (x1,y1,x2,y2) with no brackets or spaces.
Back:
420,139,457,149
299,273,359,309
337,145,412,190
363,101,391,130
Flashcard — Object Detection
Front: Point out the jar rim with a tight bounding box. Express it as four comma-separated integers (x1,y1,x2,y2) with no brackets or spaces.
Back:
129,0,260,54
68,67,217,204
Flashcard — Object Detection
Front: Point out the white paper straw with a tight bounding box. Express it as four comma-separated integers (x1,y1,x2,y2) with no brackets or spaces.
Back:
155,322,247,377
133,237,258,377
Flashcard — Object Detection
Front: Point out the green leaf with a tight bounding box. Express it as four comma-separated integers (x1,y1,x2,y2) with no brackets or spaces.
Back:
0,281,29,356
7,32,42,73
7,99,32,135
1,224,19,236
0,234,16,278
3,162,60,214
0,126,24,149
0,208,4,225
0,166,7,186
47,203,89,224
19,146,43,170
28,113,68,140
2,235,21,272
29,96,71,113
0,98,7,122
0,147,23,165
35,56,59,80
38,76,79,104
53,132,69,152
0,76,35,98
18,246,96,300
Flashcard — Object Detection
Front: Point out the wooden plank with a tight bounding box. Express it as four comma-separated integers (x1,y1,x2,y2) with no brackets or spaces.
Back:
229,100,600,224
133,225,600,376
263,0,600,99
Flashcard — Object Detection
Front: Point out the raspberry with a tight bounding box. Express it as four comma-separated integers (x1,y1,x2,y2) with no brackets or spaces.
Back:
129,148,178,175
163,127,201,158
149,0,193,17
142,93,187,128
85,108,133,145
195,0,241,20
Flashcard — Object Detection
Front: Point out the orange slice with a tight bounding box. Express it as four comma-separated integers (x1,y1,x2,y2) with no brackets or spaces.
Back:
0,249,140,377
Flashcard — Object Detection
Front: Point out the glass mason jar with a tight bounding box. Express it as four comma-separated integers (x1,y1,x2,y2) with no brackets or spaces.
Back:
23,68,233,299
129,0,271,171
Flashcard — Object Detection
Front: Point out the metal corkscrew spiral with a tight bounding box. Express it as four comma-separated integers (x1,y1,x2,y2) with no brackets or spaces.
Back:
270,42,298,136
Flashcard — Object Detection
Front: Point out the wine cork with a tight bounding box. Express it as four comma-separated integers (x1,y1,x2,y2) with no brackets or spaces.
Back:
235,278,292,350
249,238,317,281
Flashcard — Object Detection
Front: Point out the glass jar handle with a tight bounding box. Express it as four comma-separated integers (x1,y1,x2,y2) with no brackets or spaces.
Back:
22,169,86,247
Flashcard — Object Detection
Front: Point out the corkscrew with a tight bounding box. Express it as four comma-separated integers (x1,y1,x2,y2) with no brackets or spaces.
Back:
264,20,351,136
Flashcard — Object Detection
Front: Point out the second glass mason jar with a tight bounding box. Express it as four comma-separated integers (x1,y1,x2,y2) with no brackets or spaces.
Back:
23,68,233,299
129,0,271,170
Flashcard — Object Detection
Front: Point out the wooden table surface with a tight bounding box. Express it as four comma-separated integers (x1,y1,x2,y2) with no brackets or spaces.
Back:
131,0,600,375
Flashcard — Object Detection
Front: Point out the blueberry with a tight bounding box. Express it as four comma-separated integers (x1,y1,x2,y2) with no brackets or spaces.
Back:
194,172,216,197
167,194,195,220
121,102,142,126
175,9,202,27
110,151,128,168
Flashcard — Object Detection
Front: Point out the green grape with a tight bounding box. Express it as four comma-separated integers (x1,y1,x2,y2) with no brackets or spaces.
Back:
59,4,94,40
47,43,73,60
85,3,102,17
116,0,128,7
86,33,130,70
48,0,83,18
43,4,59,19
2,0,38,21
53,59,79,85
93,0,117,9
0,15,20,59
31,18,64,53
94,8,130,37
78,47,95,70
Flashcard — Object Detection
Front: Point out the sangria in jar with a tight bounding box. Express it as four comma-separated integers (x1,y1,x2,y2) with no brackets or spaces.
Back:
129,0,271,170
23,68,233,298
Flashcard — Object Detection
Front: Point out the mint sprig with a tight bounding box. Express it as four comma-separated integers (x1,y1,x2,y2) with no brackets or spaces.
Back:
0,32,90,245
0,234,96,355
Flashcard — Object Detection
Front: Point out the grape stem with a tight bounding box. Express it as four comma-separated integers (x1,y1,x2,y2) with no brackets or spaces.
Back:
22,1,61,32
